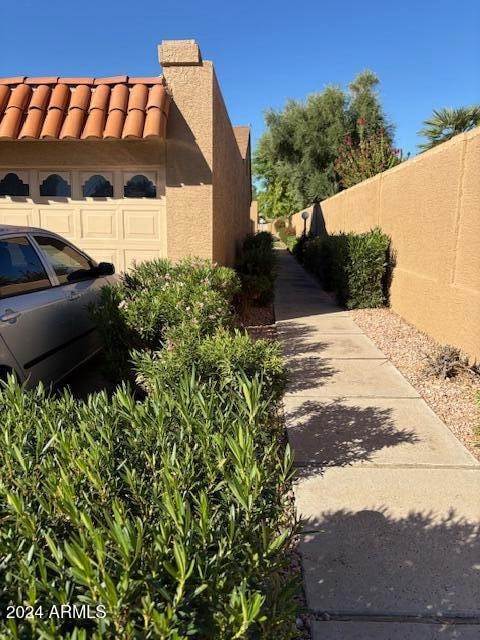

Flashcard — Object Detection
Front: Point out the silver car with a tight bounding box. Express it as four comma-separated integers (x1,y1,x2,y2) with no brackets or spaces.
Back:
0,225,116,387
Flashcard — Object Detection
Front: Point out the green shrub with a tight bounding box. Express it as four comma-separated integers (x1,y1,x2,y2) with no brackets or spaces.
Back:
303,237,326,281
236,233,277,306
242,231,274,253
133,327,287,401
282,234,298,253
91,258,240,379
344,229,390,308
0,374,298,639
291,235,309,263
124,257,240,303
302,228,390,308
277,226,297,251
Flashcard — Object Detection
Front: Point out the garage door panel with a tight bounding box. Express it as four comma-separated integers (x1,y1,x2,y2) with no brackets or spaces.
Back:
123,209,159,240
39,209,76,239
0,208,34,227
81,209,117,239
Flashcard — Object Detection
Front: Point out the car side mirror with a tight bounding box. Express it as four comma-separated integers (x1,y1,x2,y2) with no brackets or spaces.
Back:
96,262,115,276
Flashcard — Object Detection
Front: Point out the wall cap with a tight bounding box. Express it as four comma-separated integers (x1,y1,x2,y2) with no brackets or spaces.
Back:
159,40,202,66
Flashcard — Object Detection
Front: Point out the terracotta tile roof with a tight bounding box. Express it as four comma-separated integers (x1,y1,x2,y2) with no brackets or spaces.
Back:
233,125,250,159
0,76,171,141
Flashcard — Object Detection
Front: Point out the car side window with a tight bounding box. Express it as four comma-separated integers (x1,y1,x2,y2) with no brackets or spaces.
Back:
0,237,52,299
34,236,93,285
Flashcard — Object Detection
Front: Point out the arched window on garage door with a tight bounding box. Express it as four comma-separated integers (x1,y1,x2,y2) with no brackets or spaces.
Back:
40,174,71,197
82,174,114,197
124,174,156,198
0,173,29,197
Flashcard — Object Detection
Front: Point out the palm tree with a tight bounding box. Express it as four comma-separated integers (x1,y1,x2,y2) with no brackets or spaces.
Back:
417,106,480,151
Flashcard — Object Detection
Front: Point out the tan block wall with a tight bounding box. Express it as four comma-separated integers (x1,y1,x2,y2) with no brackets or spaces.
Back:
212,71,251,265
250,200,258,233
249,201,275,234
312,128,480,361
162,61,215,263
288,205,316,236
162,45,251,267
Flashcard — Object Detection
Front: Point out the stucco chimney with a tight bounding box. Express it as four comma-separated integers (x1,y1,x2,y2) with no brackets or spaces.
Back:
158,40,202,66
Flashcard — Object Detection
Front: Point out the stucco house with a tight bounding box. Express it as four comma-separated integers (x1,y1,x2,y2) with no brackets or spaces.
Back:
0,40,252,270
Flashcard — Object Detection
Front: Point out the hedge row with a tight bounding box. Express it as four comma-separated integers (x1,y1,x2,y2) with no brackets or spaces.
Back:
236,232,277,306
0,375,295,639
90,257,241,381
0,242,296,638
302,228,391,309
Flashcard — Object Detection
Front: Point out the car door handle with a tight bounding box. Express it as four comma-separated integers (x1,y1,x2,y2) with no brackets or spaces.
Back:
67,292,81,301
0,309,21,322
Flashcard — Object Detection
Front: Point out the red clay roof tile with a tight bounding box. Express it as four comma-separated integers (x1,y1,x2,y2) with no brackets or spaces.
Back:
25,77,59,85
0,77,25,85
19,85,51,139
122,109,145,139
0,86,10,114
93,76,128,85
108,83,129,112
58,77,95,85
0,76,170,141
0,84,32,139
104,108,126,139
129,76,164,85
127,83,148,111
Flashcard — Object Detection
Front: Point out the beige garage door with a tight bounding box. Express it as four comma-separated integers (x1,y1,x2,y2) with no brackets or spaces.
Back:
0,199,167,273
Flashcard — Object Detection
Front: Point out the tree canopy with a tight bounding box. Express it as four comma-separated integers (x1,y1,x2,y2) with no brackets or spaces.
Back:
253,70,393,218
417,106,480,152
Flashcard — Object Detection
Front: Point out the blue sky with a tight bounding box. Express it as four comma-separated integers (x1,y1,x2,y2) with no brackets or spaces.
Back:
0,0,478,157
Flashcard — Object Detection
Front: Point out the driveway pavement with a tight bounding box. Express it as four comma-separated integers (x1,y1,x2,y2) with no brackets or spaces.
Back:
274,248,480,640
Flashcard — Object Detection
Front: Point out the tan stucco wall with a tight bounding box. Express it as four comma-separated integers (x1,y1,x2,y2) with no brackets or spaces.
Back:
161,59,214,263
308,128,480,361
160,41,251,266
212,72,251,265
249,200,258,233
288,205,316,237
0,141,167,272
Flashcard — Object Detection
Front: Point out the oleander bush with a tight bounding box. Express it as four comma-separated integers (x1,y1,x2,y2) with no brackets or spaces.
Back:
0,373,298,639
123,257,240,303
1,236,296,637
236,232,276,305
302,228,391,308
90,258,241,380
133,327,287,400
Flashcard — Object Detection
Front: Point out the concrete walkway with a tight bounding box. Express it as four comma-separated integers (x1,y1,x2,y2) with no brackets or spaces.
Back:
274,249,480,640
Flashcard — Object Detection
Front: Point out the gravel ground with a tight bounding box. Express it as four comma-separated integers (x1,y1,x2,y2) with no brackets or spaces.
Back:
237,301,278,342
236,300,275,328
352,308,480,459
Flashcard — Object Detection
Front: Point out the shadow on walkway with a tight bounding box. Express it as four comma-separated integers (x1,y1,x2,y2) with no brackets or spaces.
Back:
286,357,338,394
287,399,418,476
301,508,480,619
